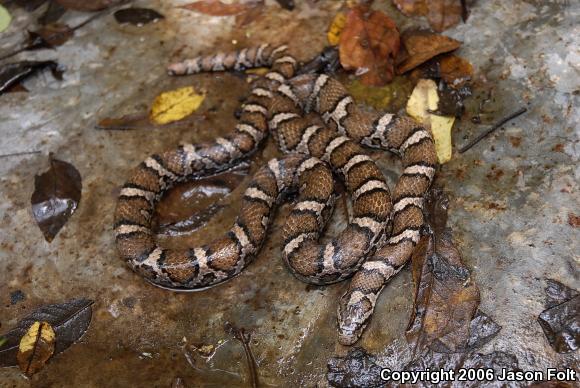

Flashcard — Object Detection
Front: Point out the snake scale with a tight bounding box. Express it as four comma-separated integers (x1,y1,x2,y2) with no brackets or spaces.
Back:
114,44,437,345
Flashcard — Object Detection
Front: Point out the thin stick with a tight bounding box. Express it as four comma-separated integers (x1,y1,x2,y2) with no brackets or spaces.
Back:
0,150,41,158
232,328,258,388
459,107,527,154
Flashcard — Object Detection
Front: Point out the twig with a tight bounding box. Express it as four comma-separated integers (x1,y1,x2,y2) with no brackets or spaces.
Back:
0,150,41,158
459,107,527,154
227,325,258,388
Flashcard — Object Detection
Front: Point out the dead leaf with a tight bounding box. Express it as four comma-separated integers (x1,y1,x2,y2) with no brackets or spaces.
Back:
406,189,480,355
327,348,384,388
114,8,165,25
27,23,74,49
327,12,346,46
17,322,55,376
95,113,151,130
0,299,93,367
0,5,12,33
439,54,472,86
568,213,580,228
31,154,82,243
55,0,119,11
150,86,205,125
0,61,62,95
406,79,455,163
339,5,400,86
179,0,261,16
538,280,579,353
396,29,461,74
392,0,463,32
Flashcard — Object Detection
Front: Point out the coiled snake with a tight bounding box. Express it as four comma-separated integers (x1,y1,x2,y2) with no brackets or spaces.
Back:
114,45,437,345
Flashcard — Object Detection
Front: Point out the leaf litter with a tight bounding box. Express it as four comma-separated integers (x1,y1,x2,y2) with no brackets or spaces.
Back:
0,61,63,95
17,321,56,376
149,86,206,125
407,79,455,163
339,4,400,86
327,188,513,387
393,0,466,32
537,279,579,353
0,298,94,368
179,0,263,17
114,8,165,25
31,153,82,243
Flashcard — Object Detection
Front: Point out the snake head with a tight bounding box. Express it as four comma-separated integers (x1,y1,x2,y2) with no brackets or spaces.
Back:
337,290,377,346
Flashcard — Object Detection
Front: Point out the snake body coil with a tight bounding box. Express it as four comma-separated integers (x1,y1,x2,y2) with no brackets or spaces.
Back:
114,45,437,345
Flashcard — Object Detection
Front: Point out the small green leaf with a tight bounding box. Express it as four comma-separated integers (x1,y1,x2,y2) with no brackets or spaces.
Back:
0,5,12,33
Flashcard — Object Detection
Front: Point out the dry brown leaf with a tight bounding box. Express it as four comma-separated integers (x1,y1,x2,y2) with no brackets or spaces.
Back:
393,0,463,32
426,0,462,32
28,23,73,48
17,322,55,376
180,0,261,16
339,6,400,86
406,189,480,355
396,29,461,74
439,54,472,87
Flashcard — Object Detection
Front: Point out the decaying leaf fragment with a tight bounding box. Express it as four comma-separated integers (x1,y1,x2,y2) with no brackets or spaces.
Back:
0,298,94,367
17,322,56,376
538,279,579,353
179,0,262,16
396,29,461,74
0,61,63,95
327,12,346,46
114,8,165,25
393,0,464,32
31,154,82,242
150,86,205,125
339,5,400,86
406,189,480,355
27,23,74,49
406,79,455,163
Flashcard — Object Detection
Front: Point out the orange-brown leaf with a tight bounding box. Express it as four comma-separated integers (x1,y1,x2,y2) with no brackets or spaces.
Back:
393,0,463,32
439,54,473,87
339,6,400,86
396,29,461,74
180,0,260,16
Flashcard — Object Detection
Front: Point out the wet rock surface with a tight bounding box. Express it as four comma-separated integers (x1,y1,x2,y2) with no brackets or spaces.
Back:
0,0,578,386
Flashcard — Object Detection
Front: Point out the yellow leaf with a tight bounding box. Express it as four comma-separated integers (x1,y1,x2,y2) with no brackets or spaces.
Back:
17,321,56,376
406,79,455,163
327,12,346,46
245,67,269,75
150,86,205,125
0,5,11,33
